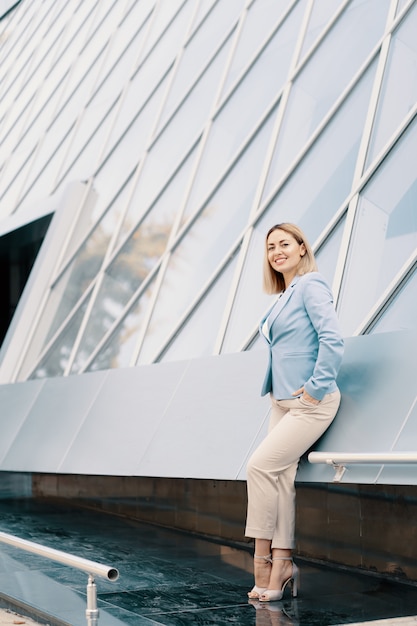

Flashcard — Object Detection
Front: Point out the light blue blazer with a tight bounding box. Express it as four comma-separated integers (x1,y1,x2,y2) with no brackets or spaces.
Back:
260,272,344,401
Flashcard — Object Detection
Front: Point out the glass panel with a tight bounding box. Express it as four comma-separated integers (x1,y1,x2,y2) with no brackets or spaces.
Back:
69,148,197,369
221,0,294,98
157,0,244,131
116,35,233,236
0,8,40,109
369,268,417,334
108,3,153,70
27,298,90,380
338,117,417,336
366,2,417,166
187,0,218,36
102,1,195,164
298,0,345,64
0,93,36,158
138,108,275,364
85,278,156,372
183,1,305,218
16,67,70,156
139,0,187,61
54,99,117,187
262,0,390,201
17,44,110,204
314,216,346,289
57,1,153,178
0,7,36,95
55,2,119,100
55,1,99,61
115,141,197,250
15,127,74,211
263,61,376,242
0,146,36,214
220,225,271,354
25,4,71,79
64,172,134,268
219,59,376,354
39,180,134,348
90,76,169,223
160,255,238,362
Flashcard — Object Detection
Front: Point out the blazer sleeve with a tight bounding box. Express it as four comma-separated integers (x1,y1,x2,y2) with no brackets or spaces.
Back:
301,273,344,401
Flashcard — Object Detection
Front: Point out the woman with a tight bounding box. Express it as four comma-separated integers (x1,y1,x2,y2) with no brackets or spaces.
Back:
246,223,344,602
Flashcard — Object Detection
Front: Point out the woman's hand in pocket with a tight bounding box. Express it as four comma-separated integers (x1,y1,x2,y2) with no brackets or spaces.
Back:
292,387,320,405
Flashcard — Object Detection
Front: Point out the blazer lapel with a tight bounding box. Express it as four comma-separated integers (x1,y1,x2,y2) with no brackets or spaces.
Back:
266,274,301,329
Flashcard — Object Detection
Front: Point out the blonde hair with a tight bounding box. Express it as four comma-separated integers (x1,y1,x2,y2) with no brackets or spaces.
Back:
263,223,318,294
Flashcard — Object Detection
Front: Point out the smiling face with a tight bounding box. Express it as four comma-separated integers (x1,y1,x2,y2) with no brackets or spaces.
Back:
267,228,306,288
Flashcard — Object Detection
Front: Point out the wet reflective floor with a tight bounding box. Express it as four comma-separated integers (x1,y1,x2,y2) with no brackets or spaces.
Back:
0,499,416,626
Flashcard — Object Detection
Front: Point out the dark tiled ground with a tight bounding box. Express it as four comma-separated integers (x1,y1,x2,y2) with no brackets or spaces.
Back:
0,499,416,625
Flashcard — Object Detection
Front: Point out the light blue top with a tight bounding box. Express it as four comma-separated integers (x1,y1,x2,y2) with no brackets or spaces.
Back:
259,272,344,401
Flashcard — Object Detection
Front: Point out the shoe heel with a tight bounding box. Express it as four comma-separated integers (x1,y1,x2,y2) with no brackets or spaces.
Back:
291,564,299,597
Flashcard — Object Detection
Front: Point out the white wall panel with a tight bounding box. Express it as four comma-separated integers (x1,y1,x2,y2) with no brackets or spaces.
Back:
0,331,416,484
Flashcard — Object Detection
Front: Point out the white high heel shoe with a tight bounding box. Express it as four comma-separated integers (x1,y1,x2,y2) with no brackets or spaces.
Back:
247,553,272,599
259,556,299,602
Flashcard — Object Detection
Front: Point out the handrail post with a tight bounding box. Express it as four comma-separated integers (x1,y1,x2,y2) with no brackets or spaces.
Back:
86,574,99,626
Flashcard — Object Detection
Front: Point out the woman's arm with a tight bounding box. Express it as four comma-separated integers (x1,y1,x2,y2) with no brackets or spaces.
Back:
301,273,344,401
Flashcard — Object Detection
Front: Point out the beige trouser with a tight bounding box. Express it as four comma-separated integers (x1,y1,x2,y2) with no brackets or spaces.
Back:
245,390,341,549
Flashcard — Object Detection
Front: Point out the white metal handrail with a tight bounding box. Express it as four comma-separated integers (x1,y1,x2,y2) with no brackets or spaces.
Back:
308,451,417,482
0,530,119,626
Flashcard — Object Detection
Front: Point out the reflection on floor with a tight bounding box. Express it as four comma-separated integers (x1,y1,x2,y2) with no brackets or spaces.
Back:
0,499,416,625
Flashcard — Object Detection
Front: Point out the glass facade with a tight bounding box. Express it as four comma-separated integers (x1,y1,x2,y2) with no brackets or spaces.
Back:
0,0,416,382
